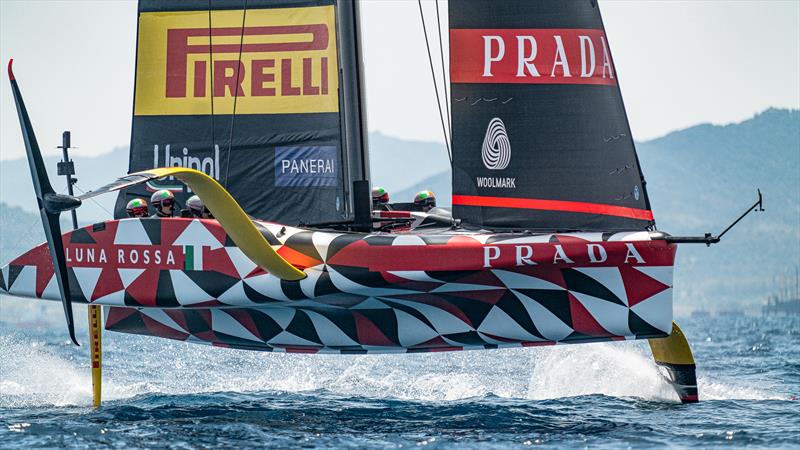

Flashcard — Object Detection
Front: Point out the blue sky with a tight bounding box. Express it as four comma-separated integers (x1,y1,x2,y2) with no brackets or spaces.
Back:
1,0,798,161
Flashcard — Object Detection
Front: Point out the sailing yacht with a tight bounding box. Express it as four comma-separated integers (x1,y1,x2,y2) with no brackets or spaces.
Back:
3,0,723,405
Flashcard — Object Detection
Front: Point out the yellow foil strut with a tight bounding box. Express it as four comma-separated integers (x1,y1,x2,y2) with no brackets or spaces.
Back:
648,322,699,403
88,304,102,408
649,322,695,365
135,167,306,281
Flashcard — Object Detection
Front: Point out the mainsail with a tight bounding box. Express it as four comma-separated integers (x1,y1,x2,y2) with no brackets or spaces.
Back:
449,0,654,231
115,0,368,224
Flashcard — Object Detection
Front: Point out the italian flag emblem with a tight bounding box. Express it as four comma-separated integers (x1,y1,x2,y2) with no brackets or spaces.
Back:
183,246,204,271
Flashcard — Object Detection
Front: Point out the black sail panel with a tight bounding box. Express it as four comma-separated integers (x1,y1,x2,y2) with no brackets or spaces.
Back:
116,0,360,224
449,0,654,231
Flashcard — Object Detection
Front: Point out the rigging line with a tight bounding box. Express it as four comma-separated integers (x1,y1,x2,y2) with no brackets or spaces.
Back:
434,0,451,138
207,1,216,169
223,0,248,189
72,184,114,217
417,0,452,162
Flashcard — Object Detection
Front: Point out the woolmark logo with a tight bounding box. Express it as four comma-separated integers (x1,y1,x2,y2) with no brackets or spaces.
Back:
482,117,511,170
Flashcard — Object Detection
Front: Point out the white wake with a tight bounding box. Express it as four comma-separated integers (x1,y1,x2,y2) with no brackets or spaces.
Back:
0,329,786,408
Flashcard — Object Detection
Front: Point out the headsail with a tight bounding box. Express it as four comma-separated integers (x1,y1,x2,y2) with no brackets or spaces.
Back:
116,0,368,224
449,0,653,231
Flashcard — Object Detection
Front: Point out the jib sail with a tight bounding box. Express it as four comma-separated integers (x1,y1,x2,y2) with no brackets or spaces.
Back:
449,0,654,231
115,0,368,224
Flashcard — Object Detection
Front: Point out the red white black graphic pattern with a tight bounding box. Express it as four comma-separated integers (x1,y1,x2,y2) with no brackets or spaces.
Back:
1,218,675,353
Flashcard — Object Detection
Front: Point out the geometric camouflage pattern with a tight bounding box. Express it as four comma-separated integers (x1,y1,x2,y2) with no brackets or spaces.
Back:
0,218,675,354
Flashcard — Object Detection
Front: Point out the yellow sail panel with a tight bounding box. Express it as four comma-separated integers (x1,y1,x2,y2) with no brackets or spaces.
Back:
134,5,339,116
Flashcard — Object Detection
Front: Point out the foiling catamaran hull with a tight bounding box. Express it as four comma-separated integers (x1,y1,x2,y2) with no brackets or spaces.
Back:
2,219,675,354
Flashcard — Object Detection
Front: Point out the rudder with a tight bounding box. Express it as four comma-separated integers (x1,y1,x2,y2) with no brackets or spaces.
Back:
648,322,698,403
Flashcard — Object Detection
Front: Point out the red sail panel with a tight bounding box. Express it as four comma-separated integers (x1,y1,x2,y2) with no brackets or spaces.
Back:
450,28,617,86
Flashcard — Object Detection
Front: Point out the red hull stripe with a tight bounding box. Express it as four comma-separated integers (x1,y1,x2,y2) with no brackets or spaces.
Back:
452,195,654,221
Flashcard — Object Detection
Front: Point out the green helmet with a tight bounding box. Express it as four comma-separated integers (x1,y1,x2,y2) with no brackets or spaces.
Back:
126,198,149,217
150,189,175,216
414,190,436,209
371,186,389,204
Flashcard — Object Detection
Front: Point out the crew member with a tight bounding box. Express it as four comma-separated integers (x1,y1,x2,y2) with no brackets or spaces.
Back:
151,189,176,217
186,194,213,219
414,190,436,212
126,198,150,218
372,186,390,209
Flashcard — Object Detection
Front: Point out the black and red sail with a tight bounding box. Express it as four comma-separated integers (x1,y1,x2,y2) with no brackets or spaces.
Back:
116,0,368,224
449,0,653,231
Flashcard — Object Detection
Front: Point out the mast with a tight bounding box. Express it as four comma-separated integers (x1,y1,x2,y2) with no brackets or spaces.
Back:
337,0,370,217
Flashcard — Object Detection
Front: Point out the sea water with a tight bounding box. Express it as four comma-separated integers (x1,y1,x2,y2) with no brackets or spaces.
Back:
0,297,797,448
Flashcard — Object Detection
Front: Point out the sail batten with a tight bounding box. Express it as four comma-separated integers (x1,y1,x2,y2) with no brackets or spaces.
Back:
449,0,653,231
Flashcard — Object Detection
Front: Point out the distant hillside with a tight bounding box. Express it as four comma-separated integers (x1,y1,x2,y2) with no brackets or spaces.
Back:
0,203,44,263
0,146,128,222
369,132,450,196
638,108,799,310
